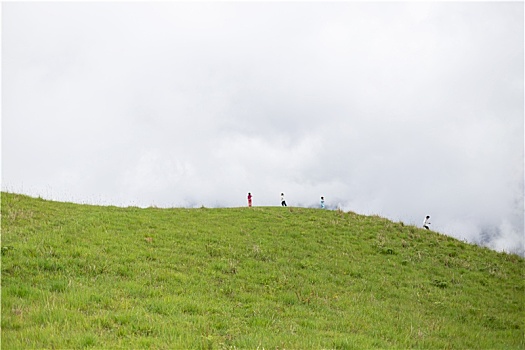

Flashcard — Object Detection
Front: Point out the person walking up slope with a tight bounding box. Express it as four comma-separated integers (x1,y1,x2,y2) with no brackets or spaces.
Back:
247,193,253,207
320,196,325,209
423,215,431,230
280,193,287,207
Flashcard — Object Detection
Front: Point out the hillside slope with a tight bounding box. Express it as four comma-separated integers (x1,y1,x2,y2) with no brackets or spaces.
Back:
1,192,524,349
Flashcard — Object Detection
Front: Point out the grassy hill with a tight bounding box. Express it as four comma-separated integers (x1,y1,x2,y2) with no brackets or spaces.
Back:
1,192,524,349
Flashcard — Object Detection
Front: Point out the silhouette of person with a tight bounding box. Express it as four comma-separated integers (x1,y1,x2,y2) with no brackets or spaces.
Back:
247,193,252,207
320,196,325,209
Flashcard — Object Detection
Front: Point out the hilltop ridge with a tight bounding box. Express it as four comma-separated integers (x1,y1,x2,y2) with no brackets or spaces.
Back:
2,192,524,349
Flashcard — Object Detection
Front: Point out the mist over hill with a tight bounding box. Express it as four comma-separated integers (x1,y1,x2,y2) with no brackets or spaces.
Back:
3,3,523,262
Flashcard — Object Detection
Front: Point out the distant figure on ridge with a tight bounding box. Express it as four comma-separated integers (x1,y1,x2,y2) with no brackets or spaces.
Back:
281,193,287,207
247,193,252,207
423,215,431,230
320,196,325,209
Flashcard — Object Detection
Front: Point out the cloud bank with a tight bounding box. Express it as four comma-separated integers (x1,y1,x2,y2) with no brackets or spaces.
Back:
2,2,523,255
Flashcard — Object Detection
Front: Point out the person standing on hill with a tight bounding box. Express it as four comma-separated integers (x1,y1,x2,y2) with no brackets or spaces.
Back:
320,196,325,209
423,215,431,230
247,193,253,207
280,193,287,207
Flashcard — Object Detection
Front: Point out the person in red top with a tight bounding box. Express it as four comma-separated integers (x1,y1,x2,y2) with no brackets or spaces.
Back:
247,193,253,207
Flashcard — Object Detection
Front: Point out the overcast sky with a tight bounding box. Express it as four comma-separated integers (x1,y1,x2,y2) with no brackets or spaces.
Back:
2,2,524,255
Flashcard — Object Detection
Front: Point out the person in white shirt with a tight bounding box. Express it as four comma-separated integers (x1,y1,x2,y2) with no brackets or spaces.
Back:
280,193,287,207
423,215,431,230
320,196,325,209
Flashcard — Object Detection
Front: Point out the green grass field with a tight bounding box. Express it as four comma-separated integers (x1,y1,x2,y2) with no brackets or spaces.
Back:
1,192,524,349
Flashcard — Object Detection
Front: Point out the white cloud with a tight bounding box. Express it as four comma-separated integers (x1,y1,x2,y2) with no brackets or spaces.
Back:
2,2,523,254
